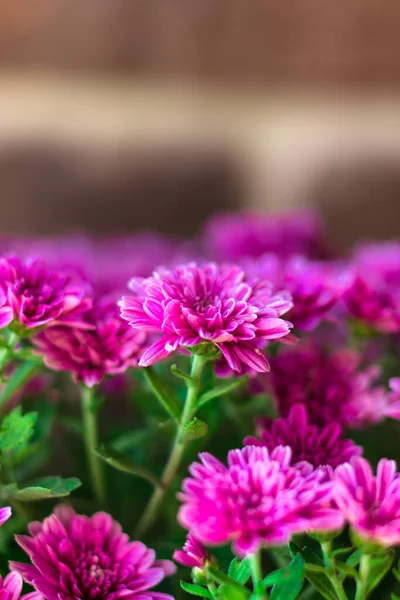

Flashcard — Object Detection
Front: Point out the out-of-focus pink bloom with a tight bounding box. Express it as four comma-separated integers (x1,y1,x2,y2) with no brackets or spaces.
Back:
245,404,362,470
0,256,91,331
335,457,400,548
263,343,387,429
384,378,400,420
173,534,210,569
344,242,400,333
10,233,181,299
120,262,293,373
0,506,11,527
0,287,14,329
244,254,350,331
0,572,41,600
33,301,146,387
178,446,343,556
11,504,176,600
202,210,329,261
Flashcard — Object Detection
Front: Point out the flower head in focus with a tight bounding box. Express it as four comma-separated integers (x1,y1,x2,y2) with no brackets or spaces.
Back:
178,445,343,556
245,404,362,470
33,301,146,387
203,210,329,261
10,504,176,600
335,457,400,548
120,262,293,373
0,256,91,332
173,534,211,570
263,343,386,428
0,572,41,600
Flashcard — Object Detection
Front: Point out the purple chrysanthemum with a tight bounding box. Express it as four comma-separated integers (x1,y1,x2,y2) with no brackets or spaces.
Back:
0,572,41,600
178,446,343,556
0,506,12,527
173,534,210,570
244,404,362,470
243,254,350,331
344,242,400,333
203,210,329,261
0,256,91,331
335,457,400,548
33,301,146,387
10,504,176,600
120,263,293,373
263,343,386,428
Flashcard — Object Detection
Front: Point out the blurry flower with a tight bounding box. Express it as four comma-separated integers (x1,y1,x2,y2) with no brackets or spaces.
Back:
245,404,362,470
344,242,400,334
33,301,146,387
384,378,400,420
263,343,386,428
0,287,14,329
11,504,176,600
0,256,91,331
178,446,343,556
173,534,210,570
243,254,350,331
0,572,41,600
203,210,329,261
0,506,11,526
335,458,400,548
120,262,293,373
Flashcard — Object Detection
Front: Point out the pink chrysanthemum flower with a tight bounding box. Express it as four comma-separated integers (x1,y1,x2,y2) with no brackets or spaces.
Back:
243,254,350,331
33,301,146,387
0,256,91,331
120,263,293,373
0,506,12,527
384,378,400,420
244,404,362,470
173,534,210,570
344,242,400,333
335,457,400,548
178,446,343,556
203,210,329,261
10,504,176,600
263,343,386,428
0,572,41,600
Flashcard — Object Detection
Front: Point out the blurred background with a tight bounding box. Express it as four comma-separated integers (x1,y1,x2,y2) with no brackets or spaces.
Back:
1,1,400,250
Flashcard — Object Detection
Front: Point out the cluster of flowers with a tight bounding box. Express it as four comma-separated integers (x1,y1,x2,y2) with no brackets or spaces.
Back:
0,209,398,600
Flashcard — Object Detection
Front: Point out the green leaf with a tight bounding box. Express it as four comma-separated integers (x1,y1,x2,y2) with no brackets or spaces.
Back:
346,549,362,568
0,362,39,407
95,445,162,488
331,546,354,558
263,555,304,600
365,550,395,596
197,376,248,410
206,567,244,591
391,594,400,600
228,558,252,585
0,407,37,457
143,367,180,420
179,418,208,443
219,584,249,600
335,560,359,581
171,364,195,384
13,476,81,501
301,549,336,600
180,582,212,599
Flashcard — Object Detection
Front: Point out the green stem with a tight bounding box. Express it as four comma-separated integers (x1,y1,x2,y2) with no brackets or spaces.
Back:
0,332,19,373
250,551,267,599
134,354,206,538
81,386,107,507
321,542,348,600
207,582,218,599
355,554,371,600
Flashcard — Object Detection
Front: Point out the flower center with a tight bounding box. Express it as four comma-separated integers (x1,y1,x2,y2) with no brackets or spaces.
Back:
76,550,118,599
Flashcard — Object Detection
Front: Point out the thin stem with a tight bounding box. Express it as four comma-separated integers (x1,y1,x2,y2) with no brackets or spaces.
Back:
250,551,267,599
134,354,205,538
321,542,348,600
355,554,371,600
81,385,107,507
207,582,218,599
0,331,19,373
